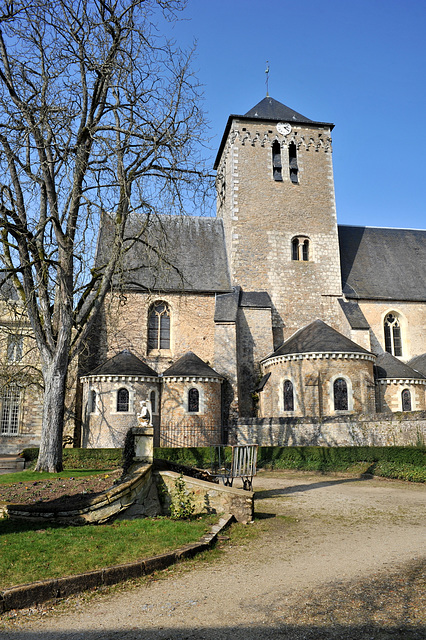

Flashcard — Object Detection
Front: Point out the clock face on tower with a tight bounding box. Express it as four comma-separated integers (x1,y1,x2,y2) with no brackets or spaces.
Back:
277,122,292,136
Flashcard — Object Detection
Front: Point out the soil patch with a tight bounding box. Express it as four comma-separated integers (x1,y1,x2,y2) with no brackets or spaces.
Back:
0,471,121,509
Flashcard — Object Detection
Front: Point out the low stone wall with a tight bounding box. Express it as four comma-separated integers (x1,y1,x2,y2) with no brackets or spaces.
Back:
230,412,426,447
6,464,160,525
156,470,254,524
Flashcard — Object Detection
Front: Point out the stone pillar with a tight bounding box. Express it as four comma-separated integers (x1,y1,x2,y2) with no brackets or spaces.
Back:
131,426,154,464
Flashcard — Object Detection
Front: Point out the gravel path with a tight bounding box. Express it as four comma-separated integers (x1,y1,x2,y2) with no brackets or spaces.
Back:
1,470,425,639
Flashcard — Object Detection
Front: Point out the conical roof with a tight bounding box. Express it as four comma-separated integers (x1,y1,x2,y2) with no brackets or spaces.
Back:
375,352,426,380
244,96,313,123
88,350,157,377
265,320,372,360
163,352,223,379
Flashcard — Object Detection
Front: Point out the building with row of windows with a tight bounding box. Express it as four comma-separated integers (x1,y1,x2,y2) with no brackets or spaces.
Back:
1,95,426,451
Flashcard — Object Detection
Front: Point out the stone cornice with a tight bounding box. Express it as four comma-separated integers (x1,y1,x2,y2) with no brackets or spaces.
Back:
80,375,158,384
263,352,375,367
162,376,223,384
376,378,426,386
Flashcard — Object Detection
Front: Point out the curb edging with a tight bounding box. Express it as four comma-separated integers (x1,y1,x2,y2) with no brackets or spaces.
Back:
0,513,235,615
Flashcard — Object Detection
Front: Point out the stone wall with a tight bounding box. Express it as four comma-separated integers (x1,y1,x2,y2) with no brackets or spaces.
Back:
359,300,426,362
230,413,426,447
99,291,217,375
260,355,375,417
156,469,253,523
216,119,346,339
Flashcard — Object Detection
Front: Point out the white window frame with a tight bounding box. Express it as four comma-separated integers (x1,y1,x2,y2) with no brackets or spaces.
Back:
328,374,353,414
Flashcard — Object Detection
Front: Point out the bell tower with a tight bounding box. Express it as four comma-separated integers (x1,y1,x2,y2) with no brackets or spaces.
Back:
214,96,344,345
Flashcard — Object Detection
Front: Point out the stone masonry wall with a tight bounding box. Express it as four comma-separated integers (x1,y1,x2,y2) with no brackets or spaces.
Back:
100,291,218,375
260,356,375,418
157,469,254,523
231,413,426,447
358,300,426,362
216,120,345,340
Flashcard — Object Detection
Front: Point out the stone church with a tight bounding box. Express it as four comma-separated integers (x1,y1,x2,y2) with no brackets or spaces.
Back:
1,96,426,451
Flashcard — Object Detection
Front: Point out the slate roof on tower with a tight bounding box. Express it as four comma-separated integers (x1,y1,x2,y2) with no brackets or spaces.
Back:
338,225,426,301
214,96,334,169
87,350,158,377
244,97,314,123
263,320,373,360
96,213,231,293
162,352,223,379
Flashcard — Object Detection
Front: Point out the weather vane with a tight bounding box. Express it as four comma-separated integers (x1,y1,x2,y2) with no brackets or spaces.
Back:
265,61,270,97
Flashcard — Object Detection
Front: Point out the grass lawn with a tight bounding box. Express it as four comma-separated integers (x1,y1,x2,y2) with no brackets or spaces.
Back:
0,514,217,590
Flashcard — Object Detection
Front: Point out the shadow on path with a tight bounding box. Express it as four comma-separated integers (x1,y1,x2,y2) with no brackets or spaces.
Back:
255,475,371,499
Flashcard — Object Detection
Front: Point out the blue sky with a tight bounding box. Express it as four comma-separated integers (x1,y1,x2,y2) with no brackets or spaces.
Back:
166,0,426,229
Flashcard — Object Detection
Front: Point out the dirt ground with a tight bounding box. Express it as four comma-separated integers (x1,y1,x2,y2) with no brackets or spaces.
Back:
1,470,425,639
0,471,121,508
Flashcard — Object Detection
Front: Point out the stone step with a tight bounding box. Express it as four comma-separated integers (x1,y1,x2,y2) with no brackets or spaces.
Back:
0,456,25,474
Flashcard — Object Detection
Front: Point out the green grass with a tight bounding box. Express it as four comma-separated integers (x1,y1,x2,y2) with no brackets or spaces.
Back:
0,515,216,590
0,468,112,485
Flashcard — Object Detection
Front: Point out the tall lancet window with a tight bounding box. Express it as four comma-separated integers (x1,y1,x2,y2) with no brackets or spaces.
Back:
289,142,299,184
384,313,402,357
272,141,282,181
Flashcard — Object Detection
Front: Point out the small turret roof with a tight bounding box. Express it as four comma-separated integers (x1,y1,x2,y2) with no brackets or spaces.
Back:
87,350,157,377
162,352,223,379
375,352,426,380
264,319,372,360
244,96,314,123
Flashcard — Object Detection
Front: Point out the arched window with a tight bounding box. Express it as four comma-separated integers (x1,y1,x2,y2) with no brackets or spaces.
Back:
283,380,294,411
1,384,20,435
90,389,97,414
272,141,282,181
147,302,170,351
384,313,402,357
150,389,156,415
7,334,23,362
289,142,299,184
302,239,309,261
291,236,310,261
402,389,411,411
188,388,199,413
117,388,129,412
333,378,348,411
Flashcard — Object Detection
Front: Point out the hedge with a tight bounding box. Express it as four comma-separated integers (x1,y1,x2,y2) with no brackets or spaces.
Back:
22,445,426,482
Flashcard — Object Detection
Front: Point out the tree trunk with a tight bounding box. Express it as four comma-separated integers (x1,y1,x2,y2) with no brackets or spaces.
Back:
35,351,69,473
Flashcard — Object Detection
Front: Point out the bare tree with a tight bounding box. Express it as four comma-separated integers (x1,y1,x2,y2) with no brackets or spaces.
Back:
0,0,208,471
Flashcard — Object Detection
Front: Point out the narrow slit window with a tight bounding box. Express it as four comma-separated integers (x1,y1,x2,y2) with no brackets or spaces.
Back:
283,380,294,411
292,238,299,261
302,239,309,261
272,141,282,181
289,142,299,184
188,388,199,413
7,335,23,362
333,378,348,411
117,388,129,412
90,389,97,413
150,390,156,415
402,389,411,411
